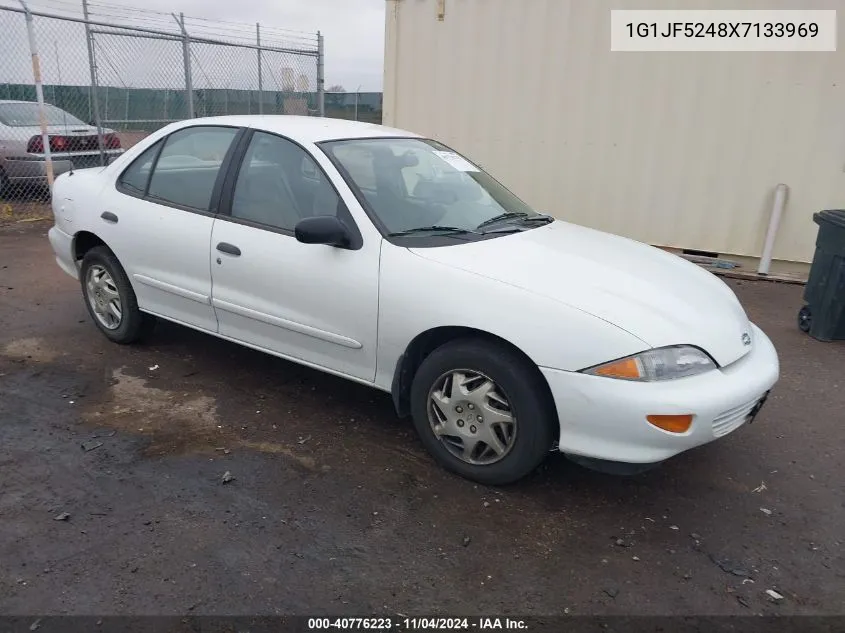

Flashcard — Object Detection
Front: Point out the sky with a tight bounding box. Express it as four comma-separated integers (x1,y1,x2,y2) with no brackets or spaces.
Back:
2,0,387,91
139,0,388,91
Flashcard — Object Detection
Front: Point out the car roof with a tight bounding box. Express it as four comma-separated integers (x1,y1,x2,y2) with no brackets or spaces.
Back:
169,115,423,144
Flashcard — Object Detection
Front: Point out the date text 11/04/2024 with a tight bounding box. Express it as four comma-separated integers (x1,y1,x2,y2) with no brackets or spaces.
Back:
307,618,528,630
626,21,819,38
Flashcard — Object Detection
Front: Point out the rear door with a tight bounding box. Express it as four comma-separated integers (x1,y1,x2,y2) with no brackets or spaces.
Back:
93,125,242,332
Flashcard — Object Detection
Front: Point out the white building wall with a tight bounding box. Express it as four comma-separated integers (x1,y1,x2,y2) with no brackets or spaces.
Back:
384,0,845,265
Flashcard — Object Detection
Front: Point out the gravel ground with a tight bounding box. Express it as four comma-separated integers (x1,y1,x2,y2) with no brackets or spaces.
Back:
1,221,843,618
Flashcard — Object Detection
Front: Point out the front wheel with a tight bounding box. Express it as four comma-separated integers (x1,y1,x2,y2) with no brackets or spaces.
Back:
409,339,556,485
79,246,156,344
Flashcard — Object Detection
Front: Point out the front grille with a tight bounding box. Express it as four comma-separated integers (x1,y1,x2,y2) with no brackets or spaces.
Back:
712,395,762,438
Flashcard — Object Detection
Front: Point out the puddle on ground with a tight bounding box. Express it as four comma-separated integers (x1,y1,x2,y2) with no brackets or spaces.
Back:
83,367,322,470
2,337,58,363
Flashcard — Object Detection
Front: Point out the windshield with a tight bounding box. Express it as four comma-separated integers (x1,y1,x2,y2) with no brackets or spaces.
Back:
321,137,547,236
0,102,87,127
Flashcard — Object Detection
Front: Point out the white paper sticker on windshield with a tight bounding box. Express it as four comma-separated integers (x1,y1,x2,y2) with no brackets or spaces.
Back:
432,150,479,172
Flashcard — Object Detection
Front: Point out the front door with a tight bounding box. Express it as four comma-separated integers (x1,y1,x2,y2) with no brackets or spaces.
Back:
209,130,380,382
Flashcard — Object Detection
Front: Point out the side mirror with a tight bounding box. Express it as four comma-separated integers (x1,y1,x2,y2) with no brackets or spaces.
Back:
294,215,352,248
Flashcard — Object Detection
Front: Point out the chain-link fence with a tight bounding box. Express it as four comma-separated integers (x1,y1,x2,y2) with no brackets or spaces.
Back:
0,1,322,221
325,92,383,124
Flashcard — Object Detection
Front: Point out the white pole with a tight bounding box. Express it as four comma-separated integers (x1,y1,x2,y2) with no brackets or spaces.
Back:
758,183,788,275
19,0,54,191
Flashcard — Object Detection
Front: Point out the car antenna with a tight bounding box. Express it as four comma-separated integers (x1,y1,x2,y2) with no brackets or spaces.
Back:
54,40,73,177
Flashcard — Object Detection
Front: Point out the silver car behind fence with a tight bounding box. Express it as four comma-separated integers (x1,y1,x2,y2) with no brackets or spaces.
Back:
0,100,123,200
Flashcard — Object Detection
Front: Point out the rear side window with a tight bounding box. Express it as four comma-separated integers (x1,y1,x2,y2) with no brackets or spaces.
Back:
146,126,238,211
117,140,162,195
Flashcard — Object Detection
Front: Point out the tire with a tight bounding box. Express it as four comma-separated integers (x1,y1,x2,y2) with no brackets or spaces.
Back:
79,246,156,344
798,305,812,333
409,339,556,486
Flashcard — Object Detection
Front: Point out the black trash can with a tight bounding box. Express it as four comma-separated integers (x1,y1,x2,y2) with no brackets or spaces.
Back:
798,209,845,341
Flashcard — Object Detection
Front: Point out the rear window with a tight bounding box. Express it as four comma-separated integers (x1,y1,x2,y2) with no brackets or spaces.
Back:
0,103,87,127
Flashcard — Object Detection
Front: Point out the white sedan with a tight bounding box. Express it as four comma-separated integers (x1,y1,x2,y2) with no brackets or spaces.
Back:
47,115,779,485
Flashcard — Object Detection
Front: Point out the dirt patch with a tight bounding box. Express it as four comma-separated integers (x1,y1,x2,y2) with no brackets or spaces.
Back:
83,367,222,456
83,368,322,469
2,337,58,362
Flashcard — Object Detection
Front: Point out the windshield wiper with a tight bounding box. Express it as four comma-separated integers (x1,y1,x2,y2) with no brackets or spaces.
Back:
387,226,476,237
475,212,529,229
476,212,554,231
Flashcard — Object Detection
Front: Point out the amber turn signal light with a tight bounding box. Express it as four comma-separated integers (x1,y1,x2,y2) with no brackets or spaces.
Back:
593,358,642,380
646,414,693,433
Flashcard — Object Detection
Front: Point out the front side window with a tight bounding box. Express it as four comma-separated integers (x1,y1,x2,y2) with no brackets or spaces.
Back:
231,131,341,231
146,126,238,211
321,138,549,238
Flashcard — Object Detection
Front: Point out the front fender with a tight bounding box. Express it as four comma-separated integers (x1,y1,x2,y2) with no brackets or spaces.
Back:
374,242,648,390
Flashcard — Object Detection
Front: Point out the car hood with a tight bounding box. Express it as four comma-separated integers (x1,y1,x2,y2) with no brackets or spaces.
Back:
408,221,754,367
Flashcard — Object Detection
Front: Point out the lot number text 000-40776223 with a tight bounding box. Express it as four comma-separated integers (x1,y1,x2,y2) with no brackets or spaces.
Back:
610,9,837,51
306,617,529,630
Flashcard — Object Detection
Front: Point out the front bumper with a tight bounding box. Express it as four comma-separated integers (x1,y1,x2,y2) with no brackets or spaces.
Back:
541,323,780,464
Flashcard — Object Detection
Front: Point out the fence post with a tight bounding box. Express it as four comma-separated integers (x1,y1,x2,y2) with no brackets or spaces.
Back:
317,31,325,117
355,85,362,121
174,12,194,118
256,22,263,114
18,0,54,191
81,0,107,166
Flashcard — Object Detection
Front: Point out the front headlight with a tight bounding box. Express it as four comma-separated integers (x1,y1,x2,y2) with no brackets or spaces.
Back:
582,346,717,382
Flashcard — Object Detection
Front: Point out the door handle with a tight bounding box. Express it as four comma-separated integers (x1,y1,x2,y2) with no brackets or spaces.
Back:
216,242,241,256
100,211,118,224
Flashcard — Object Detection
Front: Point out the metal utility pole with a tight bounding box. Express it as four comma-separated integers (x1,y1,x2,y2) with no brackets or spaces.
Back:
174,12,194,118
355,84,362,121
256,23,263,114
316,31,325,117
81,0,107,165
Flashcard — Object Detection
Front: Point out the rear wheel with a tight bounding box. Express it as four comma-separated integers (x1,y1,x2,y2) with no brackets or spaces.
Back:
79,246,156,344
410,339,556,485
